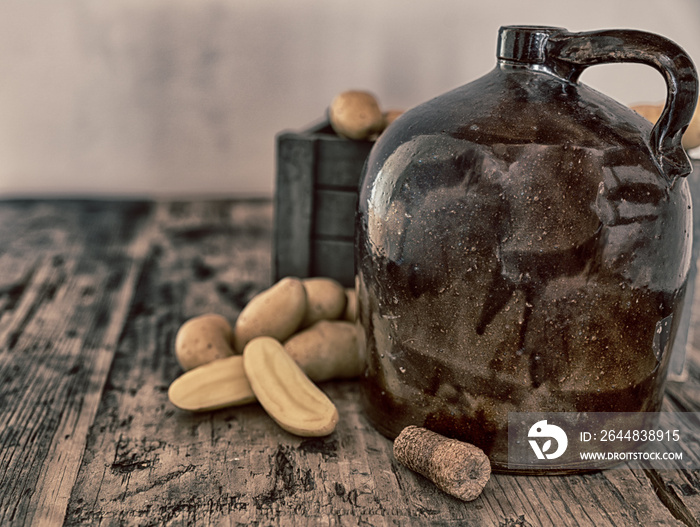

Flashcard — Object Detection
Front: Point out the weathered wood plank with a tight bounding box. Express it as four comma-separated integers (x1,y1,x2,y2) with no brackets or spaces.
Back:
647,257,700,527
274,135,316,281
312,189,356,239
311,239,355,288
651,361,700,526
64,200,274,526
62,199,691,527
274,124,370,287
0,199,698,526
0,200,155,527
315,130,373,189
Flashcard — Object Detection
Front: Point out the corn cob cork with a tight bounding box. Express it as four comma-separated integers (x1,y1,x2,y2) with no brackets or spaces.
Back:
393,425,491,501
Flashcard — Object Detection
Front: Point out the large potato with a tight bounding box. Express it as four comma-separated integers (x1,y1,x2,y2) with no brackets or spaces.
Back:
233,277,307,352
343,287,357,322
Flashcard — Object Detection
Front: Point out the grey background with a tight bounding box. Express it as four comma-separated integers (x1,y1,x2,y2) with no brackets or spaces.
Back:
0,0,698,198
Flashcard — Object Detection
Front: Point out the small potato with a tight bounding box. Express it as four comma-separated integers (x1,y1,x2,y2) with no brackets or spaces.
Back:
233,277,307,353
175,313,235,371
685,103,700,150
630,103,662,126
329,90,385,140
383,109,404,128
284,320,361,382
301,277,347,328
343,288,357,322
631,102,700,150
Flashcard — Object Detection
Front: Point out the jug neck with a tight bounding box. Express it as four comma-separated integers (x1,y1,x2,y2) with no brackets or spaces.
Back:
497,26,566,65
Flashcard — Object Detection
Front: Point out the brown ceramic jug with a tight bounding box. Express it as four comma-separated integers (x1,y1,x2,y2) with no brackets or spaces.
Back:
356,26,699,473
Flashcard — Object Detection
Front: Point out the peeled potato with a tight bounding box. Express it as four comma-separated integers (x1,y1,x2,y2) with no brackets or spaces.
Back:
243,336,339,437
168,355,255,412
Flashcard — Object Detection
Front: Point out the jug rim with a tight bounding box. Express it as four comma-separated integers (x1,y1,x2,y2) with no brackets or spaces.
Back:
498,26,567,64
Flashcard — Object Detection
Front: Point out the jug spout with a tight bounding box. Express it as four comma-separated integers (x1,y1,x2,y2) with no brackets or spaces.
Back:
497,26,566,65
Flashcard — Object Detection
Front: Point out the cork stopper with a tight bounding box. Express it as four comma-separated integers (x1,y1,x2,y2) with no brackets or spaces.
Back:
393,426,491,501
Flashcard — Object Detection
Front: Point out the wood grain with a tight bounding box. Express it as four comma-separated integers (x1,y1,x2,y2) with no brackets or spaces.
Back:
0,201,152,526
0,199,698,526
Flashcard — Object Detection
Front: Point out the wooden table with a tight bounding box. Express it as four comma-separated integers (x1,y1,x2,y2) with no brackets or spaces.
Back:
1,198,699,527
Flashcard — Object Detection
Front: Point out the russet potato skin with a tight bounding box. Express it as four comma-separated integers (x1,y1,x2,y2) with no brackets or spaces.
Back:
301,277,347,328
233,277,307,353
383,109,404,128
631,102,700,150
343,288,357,322
329,90,386,140
284,320,361,382
174,313,235,371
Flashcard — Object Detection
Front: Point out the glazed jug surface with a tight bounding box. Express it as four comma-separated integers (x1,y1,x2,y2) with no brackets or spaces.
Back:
356,26,699,473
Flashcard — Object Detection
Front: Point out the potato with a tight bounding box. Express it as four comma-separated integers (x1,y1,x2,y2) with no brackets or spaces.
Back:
383,109,404,128
301,277,347,328
630,103,663,126
233,277,307,353
343,288,357,322
174,313,235,371
168,355,255,412
284,320,361,382
685,103,700,150
244,336,339,437
329,90,385,140
631,102,700,150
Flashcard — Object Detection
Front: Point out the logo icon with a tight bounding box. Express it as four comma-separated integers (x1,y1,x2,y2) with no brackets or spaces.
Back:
528,420,568,460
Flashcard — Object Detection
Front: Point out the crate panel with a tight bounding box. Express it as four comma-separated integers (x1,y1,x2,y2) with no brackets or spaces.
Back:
274,120,370,284
316,138,373,189
313,189,357,239
274,133,316,280
311,239,355,287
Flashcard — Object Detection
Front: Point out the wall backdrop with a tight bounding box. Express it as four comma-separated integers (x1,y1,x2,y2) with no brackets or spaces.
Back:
0,0,698,197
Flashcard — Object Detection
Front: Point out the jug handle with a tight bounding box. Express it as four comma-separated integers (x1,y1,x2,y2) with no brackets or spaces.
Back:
546,30,698,182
